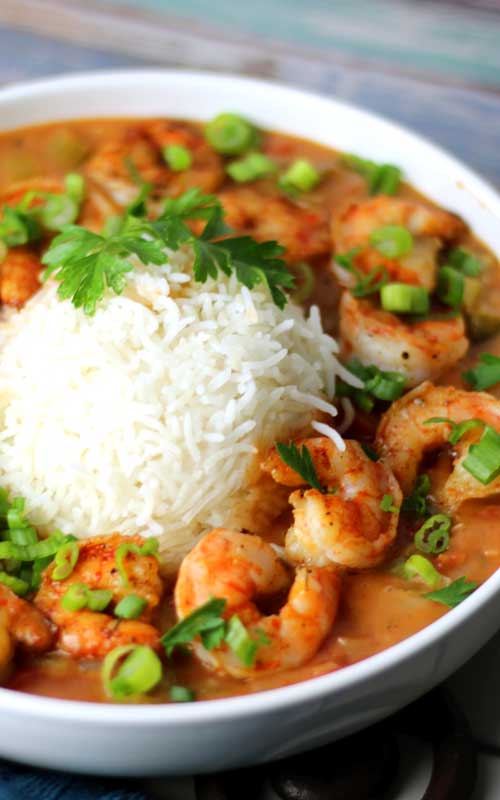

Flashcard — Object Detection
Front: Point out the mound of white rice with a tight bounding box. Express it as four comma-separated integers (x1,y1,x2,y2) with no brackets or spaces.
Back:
0,249,357,565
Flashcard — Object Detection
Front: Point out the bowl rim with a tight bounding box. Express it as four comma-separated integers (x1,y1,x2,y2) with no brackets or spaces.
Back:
0,67,500,726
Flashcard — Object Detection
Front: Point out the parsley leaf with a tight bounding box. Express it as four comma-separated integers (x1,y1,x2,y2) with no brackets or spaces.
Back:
425,577,478,608
463,353,500,392
275,442,325,493
401,474,431,516
161,597,227,657
42,188,294,314
335,248,388,298
42,224,166,315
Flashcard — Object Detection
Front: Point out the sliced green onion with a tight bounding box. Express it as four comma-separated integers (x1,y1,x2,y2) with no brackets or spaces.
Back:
0,531,66,562
337,358,406,408
115,538,159,586
341,154,402,196
291,261,315,304
463,353,500,391
170,685,196,703
0,570,29,596
205,113,258,155
447,247,482,277
161,597,227,657
0,206,41,246
370,225,413,259
462,425,500,485
114,594,148,619
380,494,398,513
163,144,193,172
279,159,320,194
225,615,258,667
437,266,464,309
61,582,89,612
226,152,276,183
102,644,162,699
414,514,452,554
31,556,53,590
402,474,431,516
87,588,113,612
61,583,112,612
64,173,85,205
364,368,406,402
8,527,38,546
52,541,79,581
424,416,485,446
380,283,430,314
40,194,79,231
402,554,442,588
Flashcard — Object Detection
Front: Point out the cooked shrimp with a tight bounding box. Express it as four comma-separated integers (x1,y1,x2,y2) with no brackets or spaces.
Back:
339,292,468,387
376,381,500,509
0,246,42,307
35,534,163,658
0,583,54,653
85,121,223,210
262,437,401,569
333,196,463,290
175,528,340,677
218,185,331,263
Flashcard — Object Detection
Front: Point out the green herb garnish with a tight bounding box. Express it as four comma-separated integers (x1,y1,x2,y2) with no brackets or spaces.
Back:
463,353,500,391
161,597,227,657
275,442,324,493
380,494,398,513
42,188,294,314
425,577,478,608
401,474,431,516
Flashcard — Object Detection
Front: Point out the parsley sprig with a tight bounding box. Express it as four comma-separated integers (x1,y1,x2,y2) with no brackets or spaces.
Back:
425,577,478,608
275,442,326,493
42,187,294,315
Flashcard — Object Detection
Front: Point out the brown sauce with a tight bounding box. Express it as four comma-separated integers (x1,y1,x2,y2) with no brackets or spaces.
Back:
1,116,500,703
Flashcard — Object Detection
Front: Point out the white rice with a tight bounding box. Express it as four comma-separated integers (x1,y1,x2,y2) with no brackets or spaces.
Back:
0,249,356,565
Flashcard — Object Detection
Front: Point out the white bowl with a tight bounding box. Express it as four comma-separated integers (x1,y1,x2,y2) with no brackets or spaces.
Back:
1,69,500,777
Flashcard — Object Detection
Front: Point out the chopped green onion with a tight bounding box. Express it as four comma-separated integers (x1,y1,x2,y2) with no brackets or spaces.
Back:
463,353,500,391
52,541,79,581
161,597,227,656
402,554,442,588
205,113,258,155
437,266,464,309
8,527,38,546
31,556,53,590
425,576,478,608
0,571,29,596
341,154,401,196
0,531,66,562
279,159,320,194
370,226,413,259
0,206,41,247
291,261,315,304
424,416,485,446
170,685,196,702
447,247,482,277
225,615,258,667
414,514,452,554
115,538,159,586
380,283,430,315
380,494,398,513
61,583,112,612
86,588,113,612
226,152,276,183
163,145,193,172
61,582,89,612
102,644,162,699
64,173,85,205
337,359,406,407
40,194,79,231
462,425,500,485
402,474,431,516
114,594,147,619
